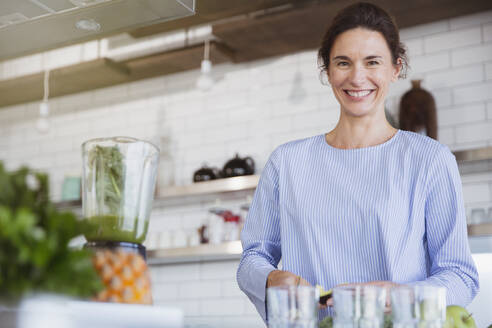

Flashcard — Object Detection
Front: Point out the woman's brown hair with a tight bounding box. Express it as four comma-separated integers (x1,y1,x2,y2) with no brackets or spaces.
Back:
318,2,408,78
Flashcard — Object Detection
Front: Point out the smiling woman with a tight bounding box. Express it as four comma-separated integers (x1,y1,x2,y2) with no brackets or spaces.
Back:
327,28,399,122
236,2,479,324
317,2,408,149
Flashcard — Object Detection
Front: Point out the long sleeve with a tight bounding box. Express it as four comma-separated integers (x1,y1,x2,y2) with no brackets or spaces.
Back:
236,149,282,323
411,146,479,306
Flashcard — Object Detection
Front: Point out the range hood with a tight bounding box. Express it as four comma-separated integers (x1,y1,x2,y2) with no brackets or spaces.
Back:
0,0,195,60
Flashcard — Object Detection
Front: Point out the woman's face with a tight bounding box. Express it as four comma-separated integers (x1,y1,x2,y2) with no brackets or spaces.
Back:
327,27,401,118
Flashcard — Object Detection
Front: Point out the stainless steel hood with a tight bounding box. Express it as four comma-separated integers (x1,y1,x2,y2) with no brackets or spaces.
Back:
0,0,195,60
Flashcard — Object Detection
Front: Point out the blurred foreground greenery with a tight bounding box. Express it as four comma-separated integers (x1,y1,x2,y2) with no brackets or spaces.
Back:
0,162,102,300
319,314,393,328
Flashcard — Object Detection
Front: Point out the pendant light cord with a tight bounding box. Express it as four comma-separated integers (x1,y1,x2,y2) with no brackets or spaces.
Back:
204,40,210,61
43,70,50,102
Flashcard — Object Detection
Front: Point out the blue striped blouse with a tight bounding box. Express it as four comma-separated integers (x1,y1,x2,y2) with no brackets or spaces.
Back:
236,130,479,322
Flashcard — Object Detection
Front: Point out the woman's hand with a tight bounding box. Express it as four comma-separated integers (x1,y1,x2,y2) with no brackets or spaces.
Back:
266,270,310,288
266,271,330,310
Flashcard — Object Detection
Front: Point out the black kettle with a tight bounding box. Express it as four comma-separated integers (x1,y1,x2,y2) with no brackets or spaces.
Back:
222,154,255,178
193,164,221,182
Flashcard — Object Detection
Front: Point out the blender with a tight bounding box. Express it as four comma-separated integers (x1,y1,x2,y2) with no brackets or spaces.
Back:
81,137,159,304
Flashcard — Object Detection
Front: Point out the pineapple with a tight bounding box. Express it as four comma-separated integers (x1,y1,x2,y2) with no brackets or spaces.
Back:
92,249,153,304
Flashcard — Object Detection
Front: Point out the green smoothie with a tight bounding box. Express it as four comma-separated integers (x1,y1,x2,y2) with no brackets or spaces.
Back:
84,215,149,244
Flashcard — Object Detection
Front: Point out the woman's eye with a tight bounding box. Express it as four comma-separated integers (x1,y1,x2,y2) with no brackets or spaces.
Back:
368,60,380,66
337,61,349,67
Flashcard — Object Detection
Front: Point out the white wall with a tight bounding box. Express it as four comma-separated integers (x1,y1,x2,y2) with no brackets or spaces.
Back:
0,10,492,328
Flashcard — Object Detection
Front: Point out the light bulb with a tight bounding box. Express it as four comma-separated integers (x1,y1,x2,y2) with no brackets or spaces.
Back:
37,101,50,133
196,59,214,91
200,59,211,74
36,117,50,133
196,74,214,91
40,101,49,116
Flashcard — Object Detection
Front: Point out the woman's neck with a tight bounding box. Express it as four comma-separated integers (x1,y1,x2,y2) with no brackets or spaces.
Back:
325,112,397,149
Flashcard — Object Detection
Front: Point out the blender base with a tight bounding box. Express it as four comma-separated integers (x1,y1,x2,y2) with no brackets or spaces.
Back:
84,241,147,261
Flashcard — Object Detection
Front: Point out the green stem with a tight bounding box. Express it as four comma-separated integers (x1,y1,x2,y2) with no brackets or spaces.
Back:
110,174,121,198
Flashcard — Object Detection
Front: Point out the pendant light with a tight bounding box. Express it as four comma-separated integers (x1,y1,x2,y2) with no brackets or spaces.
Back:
36,70,50,133
196,40,214,91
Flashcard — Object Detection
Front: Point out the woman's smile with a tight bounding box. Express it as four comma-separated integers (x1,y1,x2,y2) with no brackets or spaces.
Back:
343,89,376,100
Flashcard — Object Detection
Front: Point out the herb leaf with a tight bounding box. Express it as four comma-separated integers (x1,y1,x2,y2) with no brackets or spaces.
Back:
0,162,102,300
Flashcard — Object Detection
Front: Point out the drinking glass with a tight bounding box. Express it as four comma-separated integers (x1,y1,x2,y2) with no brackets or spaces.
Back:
267,285,318,328
359,286,386,328
332,285,360,328
414,285,446,328
332,285,386,328
391,285,419,328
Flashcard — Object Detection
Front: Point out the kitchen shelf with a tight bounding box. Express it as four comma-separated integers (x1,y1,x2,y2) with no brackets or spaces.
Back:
55,199,82,209
158,174,259,198
454,146,492,175
147,222,491,264
148,224,490,264
468,223,492,237
54,174,260,210
147,240,242,264
0,58,130,108
0,42,232,109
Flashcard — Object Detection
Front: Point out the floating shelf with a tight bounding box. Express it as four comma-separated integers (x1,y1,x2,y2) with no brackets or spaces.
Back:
147,222,491,264
468,223,492,237
55,199,82,210
158,175,259,198
147,240,242,264
146,224,490,264
0,58,129,108
55,174,259,210
454,147,492,175
0,42,232,109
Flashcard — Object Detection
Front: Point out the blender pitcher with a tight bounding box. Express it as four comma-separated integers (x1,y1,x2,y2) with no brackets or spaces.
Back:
82,136,159,304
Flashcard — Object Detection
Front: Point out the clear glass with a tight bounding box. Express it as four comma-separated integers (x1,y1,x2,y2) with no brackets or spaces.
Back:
82,137,159,244
267,285,318,328
333,286,360,328
391,286,419,328
333,285,386,328
414,285,446,328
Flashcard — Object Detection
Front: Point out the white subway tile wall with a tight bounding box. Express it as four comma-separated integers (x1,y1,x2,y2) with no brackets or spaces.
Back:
0,10,491,327
486,63,492,81
423,27,482,53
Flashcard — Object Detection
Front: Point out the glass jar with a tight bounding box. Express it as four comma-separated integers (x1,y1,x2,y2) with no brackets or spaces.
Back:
82,137,159,244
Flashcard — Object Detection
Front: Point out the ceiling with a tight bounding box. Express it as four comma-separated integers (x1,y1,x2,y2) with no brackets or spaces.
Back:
0,0,195,60
213,0,492,63
2,0,492,62
0,0,491,108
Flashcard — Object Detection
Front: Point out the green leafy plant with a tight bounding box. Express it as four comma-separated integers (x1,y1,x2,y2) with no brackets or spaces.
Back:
319,314,393,328
319,316,333,328
0,162,102,300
